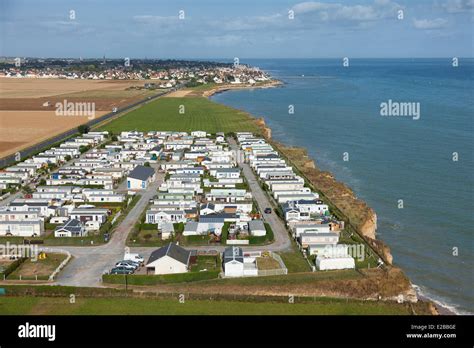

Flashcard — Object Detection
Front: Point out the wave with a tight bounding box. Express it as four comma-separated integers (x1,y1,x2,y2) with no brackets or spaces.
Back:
412,284,472,315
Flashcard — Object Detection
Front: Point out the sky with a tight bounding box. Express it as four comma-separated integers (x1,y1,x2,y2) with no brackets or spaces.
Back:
0,0,473,59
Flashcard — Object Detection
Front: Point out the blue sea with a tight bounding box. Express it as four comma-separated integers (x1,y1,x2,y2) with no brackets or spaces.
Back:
211,58,474,314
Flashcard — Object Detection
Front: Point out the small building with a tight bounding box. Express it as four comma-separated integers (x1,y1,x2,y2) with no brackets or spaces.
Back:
54,219,86,237
127,165,155,190
248,220,266,237
316,254,355,271
223,246,244,277
0,220,44,237
145,243,191,275
160,222,174,240
200,202,216,215
299,232,339,248
183,221,224,236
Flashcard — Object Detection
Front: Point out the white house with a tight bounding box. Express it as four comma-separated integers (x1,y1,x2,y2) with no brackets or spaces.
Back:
211,168,240,179
200,203,217,215
145,243,191,275
223,246,244,277
299,232,339,248
223,246,258,277
191,131,207,137
183,221,224,236
293,223,332,238
127,165,155,190
146,210,186,224
316,254,355,271
54,219,86,237
248,220,266,237
160,222,174,239
0,220,44,237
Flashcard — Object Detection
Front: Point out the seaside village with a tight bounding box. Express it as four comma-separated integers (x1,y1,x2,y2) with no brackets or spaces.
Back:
0,129,359,280
1,63,271,88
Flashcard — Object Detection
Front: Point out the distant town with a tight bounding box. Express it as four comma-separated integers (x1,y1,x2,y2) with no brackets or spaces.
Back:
0,57,271,88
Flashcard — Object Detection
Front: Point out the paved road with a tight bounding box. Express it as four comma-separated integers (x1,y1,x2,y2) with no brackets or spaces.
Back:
228,137,292,252
48,168,163,287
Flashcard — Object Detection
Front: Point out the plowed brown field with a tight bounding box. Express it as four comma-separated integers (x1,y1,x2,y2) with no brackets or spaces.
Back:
0,78,155,157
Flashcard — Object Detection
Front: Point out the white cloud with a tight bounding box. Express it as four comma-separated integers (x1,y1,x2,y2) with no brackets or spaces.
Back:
413,18,449,30
132,15,179,25
291,0,403,22
442,0,474,13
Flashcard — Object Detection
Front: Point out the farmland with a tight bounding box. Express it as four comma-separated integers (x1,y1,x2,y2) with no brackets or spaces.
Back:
0,78,153,99
98,97,261,134
0,78,157,158
0,111,104,158
0,295,415,315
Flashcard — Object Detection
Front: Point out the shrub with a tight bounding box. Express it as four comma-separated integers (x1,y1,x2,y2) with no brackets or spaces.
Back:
102,270,219,285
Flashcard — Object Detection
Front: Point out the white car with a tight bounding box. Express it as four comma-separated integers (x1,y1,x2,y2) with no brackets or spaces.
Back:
124,253,144,264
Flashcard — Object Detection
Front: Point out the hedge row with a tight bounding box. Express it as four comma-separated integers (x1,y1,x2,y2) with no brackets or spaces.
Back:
102,270,220,285
0,257,27,278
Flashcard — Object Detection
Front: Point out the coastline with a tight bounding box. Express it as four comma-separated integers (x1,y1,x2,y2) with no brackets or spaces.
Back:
204,79,457,316
201,79,283,98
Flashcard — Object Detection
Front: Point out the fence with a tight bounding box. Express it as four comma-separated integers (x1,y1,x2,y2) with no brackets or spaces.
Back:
257,268,287,277
44,248,72,281
258,251,288,276
227,239,249,245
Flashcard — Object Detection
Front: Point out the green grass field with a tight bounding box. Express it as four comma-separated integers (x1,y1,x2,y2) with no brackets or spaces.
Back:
0,296,413,315
98,97,260,134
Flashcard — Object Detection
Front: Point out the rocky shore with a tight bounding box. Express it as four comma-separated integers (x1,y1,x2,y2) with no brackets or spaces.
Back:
201,79,283,98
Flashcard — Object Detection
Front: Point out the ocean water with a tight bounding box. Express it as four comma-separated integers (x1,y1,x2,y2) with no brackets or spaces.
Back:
211,58,474,314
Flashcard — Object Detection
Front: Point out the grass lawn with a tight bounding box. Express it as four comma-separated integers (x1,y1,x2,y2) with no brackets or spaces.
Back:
190,255,221,273
180,234,213,246
256,256,281,270
7,253,67,280
194,270,362,287
98,97,260,134
279,249,312,273
0,296,414,315
128,228,168,247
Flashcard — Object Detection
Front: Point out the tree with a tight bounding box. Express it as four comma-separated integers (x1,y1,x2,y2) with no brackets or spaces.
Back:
79,145,89,154
144,162,150,167
78,124,90,134
22,186,33,194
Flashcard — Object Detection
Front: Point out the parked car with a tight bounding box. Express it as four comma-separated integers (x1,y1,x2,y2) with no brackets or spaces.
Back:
115,262,137,270
110,267,133,275
264,207,272,214
124,253,144,264
121,259,141,267
117,260,140,269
